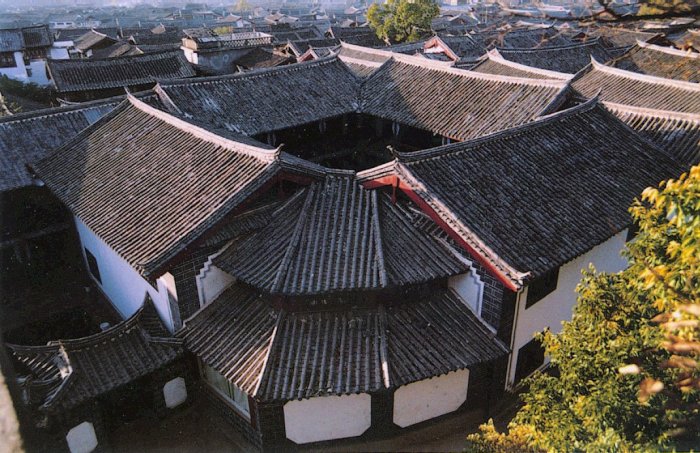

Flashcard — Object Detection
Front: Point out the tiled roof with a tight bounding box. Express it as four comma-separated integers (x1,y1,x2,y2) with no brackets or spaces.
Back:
369,100,684,287
31,96,283,278
73,29,118,52
21,25,52,48
593,26,663,48
0,28,24,52
90,41,144,59
156,57,361,136
234,47,293,70
0,99,120,192
181,284,506,402
495,39,613,74
7,297,183,412
214,174,468,295
47,50,196,93
470,49,573,80
605,102,700,166
572,57,700,113
472,27,574,49
361,54,569,141
607,41,700,83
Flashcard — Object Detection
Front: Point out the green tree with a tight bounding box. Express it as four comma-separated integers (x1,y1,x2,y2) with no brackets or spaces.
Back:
367,0,439,44
466,166,700,452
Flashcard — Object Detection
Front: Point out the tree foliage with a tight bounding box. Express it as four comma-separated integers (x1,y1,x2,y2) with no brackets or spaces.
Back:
367,0,439,44
467,166,700,452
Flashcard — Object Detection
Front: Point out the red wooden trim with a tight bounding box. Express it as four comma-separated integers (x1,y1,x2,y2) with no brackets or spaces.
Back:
361,177,520,292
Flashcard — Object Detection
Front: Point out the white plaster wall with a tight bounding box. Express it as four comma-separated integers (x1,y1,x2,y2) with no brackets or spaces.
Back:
448,269,483,315
197,264,235,306
393,369,469,428
26,60,49,85
0,52,28,81
182,47,198,65
50,44,72,60
507,230,629,386
75,216,178,332
283,394,372,444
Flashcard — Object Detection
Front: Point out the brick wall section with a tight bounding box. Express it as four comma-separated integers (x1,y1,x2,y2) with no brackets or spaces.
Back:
197,382,263,448
470,260,505,329
170,246,217,324
149,358,193,418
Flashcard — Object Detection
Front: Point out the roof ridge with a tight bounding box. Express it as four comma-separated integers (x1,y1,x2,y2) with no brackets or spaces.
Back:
339,40,394,57
0,98,120,125
497,37,604,52
390,52,569,88
161,54,342,87
338,54,387,68
395,96,601,163
393,163,528,287
128,95,279,162
47,48,183,63
635,39,700,59
592,55,700,92
484,48,573,80
603,100,700,122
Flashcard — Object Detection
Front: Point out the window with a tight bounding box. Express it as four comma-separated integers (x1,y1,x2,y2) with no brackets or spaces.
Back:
0,52,16,68
525,268,559,308
203,364,249,417
514,337,545,384
626,222,639,243
84,248,101,284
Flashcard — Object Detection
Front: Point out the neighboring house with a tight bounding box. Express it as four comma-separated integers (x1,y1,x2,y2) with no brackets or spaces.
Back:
0,25,57,85
180,29,274,74
606,39,700,83
46,50,196,101
491,39,614,74
7,299,186,453
71,29,119,58
572,56,700,165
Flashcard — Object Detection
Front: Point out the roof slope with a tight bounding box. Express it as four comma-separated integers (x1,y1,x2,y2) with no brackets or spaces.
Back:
385,100,684,285
496,40,612,74
32,96,282,278
607,41,700,83
47,50,196,93
361,55,569,141
572,58,700,113
8,297,183,412
470,49,572,80
181,284,506,402
0,99,120,192
215,174,468,295
156,57,360,136
605,102,700,166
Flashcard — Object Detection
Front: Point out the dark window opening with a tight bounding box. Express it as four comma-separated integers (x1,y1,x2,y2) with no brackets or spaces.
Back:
85,248,101,284
0,52,16,68
526,268,559,308
626,222,639,242
514,336,545,384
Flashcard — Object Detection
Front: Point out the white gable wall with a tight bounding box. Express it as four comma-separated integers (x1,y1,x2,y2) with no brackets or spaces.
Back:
283,394,372,444
75,216,178,332
393,369,470,428
506,229,629,387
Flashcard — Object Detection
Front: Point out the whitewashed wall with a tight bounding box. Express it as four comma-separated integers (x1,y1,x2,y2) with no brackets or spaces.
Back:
196,247,236,307
0,52,28,82
448,268,484,315
393,369,469,428
75,216,178,332
283,394,371,444
506,229,629,386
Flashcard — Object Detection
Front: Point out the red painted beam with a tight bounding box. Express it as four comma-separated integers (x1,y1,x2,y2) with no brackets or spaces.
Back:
362,177,520,292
